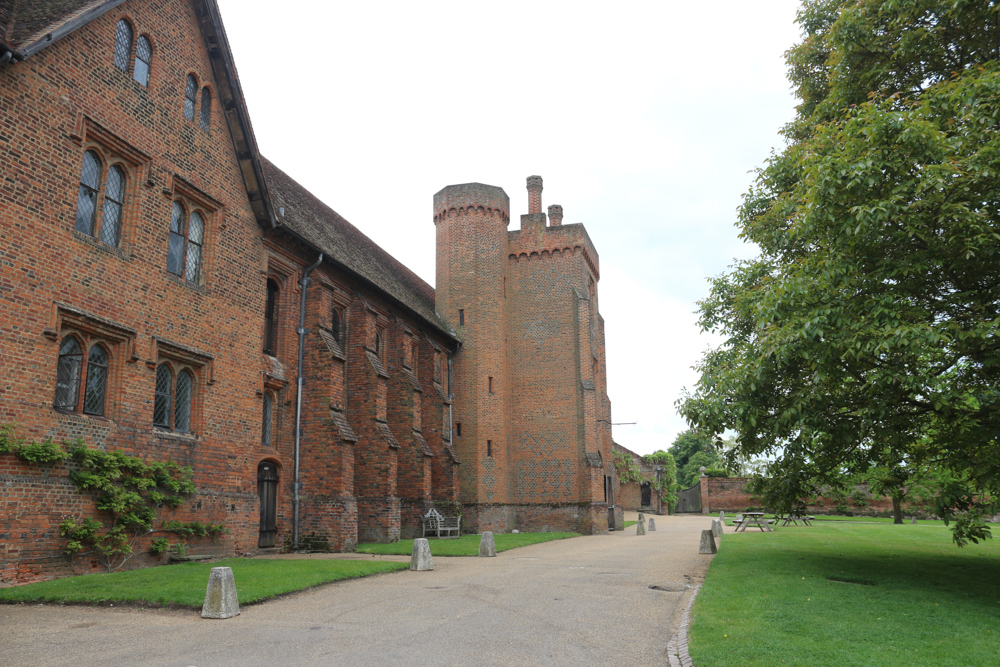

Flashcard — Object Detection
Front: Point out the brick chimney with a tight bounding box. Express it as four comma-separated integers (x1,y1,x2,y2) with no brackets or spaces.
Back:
526,175,543,214
548,204,563,227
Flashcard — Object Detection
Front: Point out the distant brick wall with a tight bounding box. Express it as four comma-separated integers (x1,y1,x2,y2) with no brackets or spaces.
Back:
703,477,899,516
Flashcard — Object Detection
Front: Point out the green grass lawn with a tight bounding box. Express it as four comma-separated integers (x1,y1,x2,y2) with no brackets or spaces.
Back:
623,520,637,528
0,558,407,608
690,522,1000,666
356,531,579,556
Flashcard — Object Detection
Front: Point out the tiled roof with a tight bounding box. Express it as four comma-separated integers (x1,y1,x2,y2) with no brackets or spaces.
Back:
1,0,123,55
261,157,456,344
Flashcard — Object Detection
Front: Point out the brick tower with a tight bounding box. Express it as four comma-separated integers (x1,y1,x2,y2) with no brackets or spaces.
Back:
434,177,616,534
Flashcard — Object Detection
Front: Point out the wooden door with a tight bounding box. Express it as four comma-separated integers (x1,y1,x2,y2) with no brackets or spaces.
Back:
257,462,278,548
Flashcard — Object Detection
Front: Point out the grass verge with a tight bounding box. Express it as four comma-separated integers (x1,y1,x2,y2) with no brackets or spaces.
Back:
0,558,407,608
689,522,1000,666
356,531,579,556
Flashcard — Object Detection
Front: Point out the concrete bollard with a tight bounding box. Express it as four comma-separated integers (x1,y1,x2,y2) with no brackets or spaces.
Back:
410,538,434,571
699,530,718,554
478,531,497,557
911,516,918,525
711,518,723,538
637,513,645,523
719,511,725,522
636,519,646,536
201,566,240,619
648,518,656,532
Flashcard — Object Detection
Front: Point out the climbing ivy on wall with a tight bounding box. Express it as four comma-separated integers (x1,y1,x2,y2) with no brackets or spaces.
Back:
613,450,643,486
1,423,226,572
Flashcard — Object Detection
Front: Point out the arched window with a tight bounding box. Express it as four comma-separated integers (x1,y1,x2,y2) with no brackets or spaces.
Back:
54,337,83,410
184,74,197,121
83,344,108,416
261,393,273,447
186,211,204,282
101,165,125,247
113,19,132,72
263,279,278,355
75,150,101,236
200,88,211,132
374,331,382,357
331,308,342,344
134,35,151,86
175,369,193,433
154,363,172,427
167,201,186,276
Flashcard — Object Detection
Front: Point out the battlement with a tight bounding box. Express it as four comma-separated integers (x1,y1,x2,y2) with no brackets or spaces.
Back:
507,222,600,279
433,183,510,223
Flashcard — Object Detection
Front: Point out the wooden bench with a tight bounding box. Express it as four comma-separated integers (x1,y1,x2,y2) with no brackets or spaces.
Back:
421,508,461,539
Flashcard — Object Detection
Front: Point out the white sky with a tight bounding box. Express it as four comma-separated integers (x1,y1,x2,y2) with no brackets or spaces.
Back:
216,0,803,456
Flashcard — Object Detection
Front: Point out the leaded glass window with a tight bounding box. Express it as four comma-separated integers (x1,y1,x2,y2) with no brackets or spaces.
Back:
113,20,132,72
101,165,125,247
76,151,101,236
200,88,211,132
331,308,341,344
264,279,278,355
186,211,204,282
134,35,151,87
175,370,192,433
261,393,273,447
154,364,172,427
54,337,83,410
167,202,186,276
83,345,108,416
184,75,197,121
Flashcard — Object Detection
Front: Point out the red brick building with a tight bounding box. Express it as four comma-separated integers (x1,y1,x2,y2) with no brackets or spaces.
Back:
436,178,616,534
0,0,616,585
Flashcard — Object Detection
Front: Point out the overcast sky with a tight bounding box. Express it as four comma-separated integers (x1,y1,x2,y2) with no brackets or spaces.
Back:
216,0,804,455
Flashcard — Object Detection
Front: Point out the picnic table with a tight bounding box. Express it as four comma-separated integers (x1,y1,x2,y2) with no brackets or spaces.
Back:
735,511,773,532
778,510,814,527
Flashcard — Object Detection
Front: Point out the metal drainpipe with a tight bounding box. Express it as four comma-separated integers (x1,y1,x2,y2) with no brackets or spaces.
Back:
293,253,323,550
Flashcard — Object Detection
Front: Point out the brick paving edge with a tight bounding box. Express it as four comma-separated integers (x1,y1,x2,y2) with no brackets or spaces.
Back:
667,583,700,667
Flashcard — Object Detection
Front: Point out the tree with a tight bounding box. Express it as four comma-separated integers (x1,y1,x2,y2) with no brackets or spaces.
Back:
679,0,1000,546
667,429,718,471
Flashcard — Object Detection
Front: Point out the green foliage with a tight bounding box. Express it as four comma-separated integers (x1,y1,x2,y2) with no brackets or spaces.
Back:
612,450,644,486
667,429,717,470
149,538,170,555
1,423,223,571
679,0,1000,546
679,451,719,488
644,449,680,509
704,468,729,478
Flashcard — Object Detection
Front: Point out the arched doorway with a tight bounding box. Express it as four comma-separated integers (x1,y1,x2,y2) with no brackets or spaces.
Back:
257,462,278,548
640,482,652,507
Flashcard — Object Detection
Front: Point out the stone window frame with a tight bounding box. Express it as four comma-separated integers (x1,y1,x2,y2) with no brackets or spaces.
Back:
53,334,112,417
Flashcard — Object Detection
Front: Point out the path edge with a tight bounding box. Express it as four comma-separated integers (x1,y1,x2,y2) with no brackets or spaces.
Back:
667,583,700,667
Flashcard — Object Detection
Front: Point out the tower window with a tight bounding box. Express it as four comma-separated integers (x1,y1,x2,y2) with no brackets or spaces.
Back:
263,279,279,355
112,19,132,72
458,309,464,326
487,440,492,457
184,74,197,121
456,422,462,437
488,376,493,393
134,35,152,86
200,88,212,132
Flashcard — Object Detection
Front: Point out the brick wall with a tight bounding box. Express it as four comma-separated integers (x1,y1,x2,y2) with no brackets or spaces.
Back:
703,477,900,517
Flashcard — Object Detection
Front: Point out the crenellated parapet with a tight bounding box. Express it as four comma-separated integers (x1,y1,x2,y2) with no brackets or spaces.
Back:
433,183,510,225
507,223,600,279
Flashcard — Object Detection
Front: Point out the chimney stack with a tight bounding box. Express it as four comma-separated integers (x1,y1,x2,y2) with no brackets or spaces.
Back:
548,204,563,227
526,175,543,214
